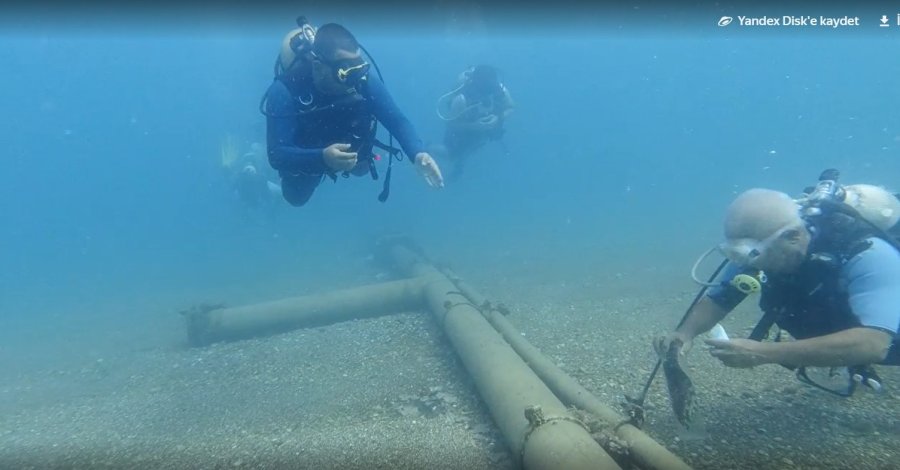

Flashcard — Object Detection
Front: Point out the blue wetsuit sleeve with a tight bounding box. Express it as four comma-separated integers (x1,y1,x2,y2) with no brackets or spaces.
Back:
842,238,900,335
265,81,328,174
366,78,426,163
705,262,748,311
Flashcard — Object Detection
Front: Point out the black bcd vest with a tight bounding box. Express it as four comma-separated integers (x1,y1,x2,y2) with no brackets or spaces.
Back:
758,211,878,340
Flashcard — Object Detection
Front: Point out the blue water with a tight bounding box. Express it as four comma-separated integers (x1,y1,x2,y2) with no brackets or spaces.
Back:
1,6,898,367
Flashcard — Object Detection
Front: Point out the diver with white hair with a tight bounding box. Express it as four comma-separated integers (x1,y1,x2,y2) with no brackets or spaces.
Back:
655,169,900,399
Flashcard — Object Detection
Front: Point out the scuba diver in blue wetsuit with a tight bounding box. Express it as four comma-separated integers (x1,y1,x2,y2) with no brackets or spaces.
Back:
260,18,444,207
655,170,900,398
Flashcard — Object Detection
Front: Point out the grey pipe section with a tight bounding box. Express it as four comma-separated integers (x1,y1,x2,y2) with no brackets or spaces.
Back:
444,270,692,470
386,244,621,470
185,278,425,346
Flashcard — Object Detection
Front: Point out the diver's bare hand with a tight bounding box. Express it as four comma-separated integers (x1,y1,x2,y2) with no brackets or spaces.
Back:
654,332,693,358
323,143,357,172
415,152,444,188
706,338,767,368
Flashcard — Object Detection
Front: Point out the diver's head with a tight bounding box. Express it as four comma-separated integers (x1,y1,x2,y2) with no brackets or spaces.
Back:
309,23,370,96
241,164,258,175
719,188,811,273
465,65,502,98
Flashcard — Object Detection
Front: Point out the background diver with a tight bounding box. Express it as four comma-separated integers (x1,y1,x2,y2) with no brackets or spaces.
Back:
220,137,281,213
433,64,514,180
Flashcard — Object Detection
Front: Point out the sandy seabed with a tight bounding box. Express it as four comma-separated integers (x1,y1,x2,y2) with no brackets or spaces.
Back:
2,243,899,470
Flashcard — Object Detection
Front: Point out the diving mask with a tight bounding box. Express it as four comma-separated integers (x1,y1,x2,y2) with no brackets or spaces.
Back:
335,61,370,83
718,222,802,269
315,54,370,85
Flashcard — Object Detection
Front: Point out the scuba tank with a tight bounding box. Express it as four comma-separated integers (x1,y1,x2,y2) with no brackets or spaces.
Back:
276,16,317,77
800,169,900,251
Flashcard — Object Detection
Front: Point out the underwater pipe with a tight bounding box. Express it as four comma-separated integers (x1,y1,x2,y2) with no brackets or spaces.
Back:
443,270,693,470
382,242,621,470
184,278,425,347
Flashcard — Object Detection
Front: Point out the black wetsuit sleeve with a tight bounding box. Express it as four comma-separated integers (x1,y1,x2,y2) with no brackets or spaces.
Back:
366,78,426,163
705,262,749,311
265,81,328,175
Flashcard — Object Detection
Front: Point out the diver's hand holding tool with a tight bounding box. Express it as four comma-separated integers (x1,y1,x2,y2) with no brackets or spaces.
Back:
623,259,728,429
654,331,693,358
